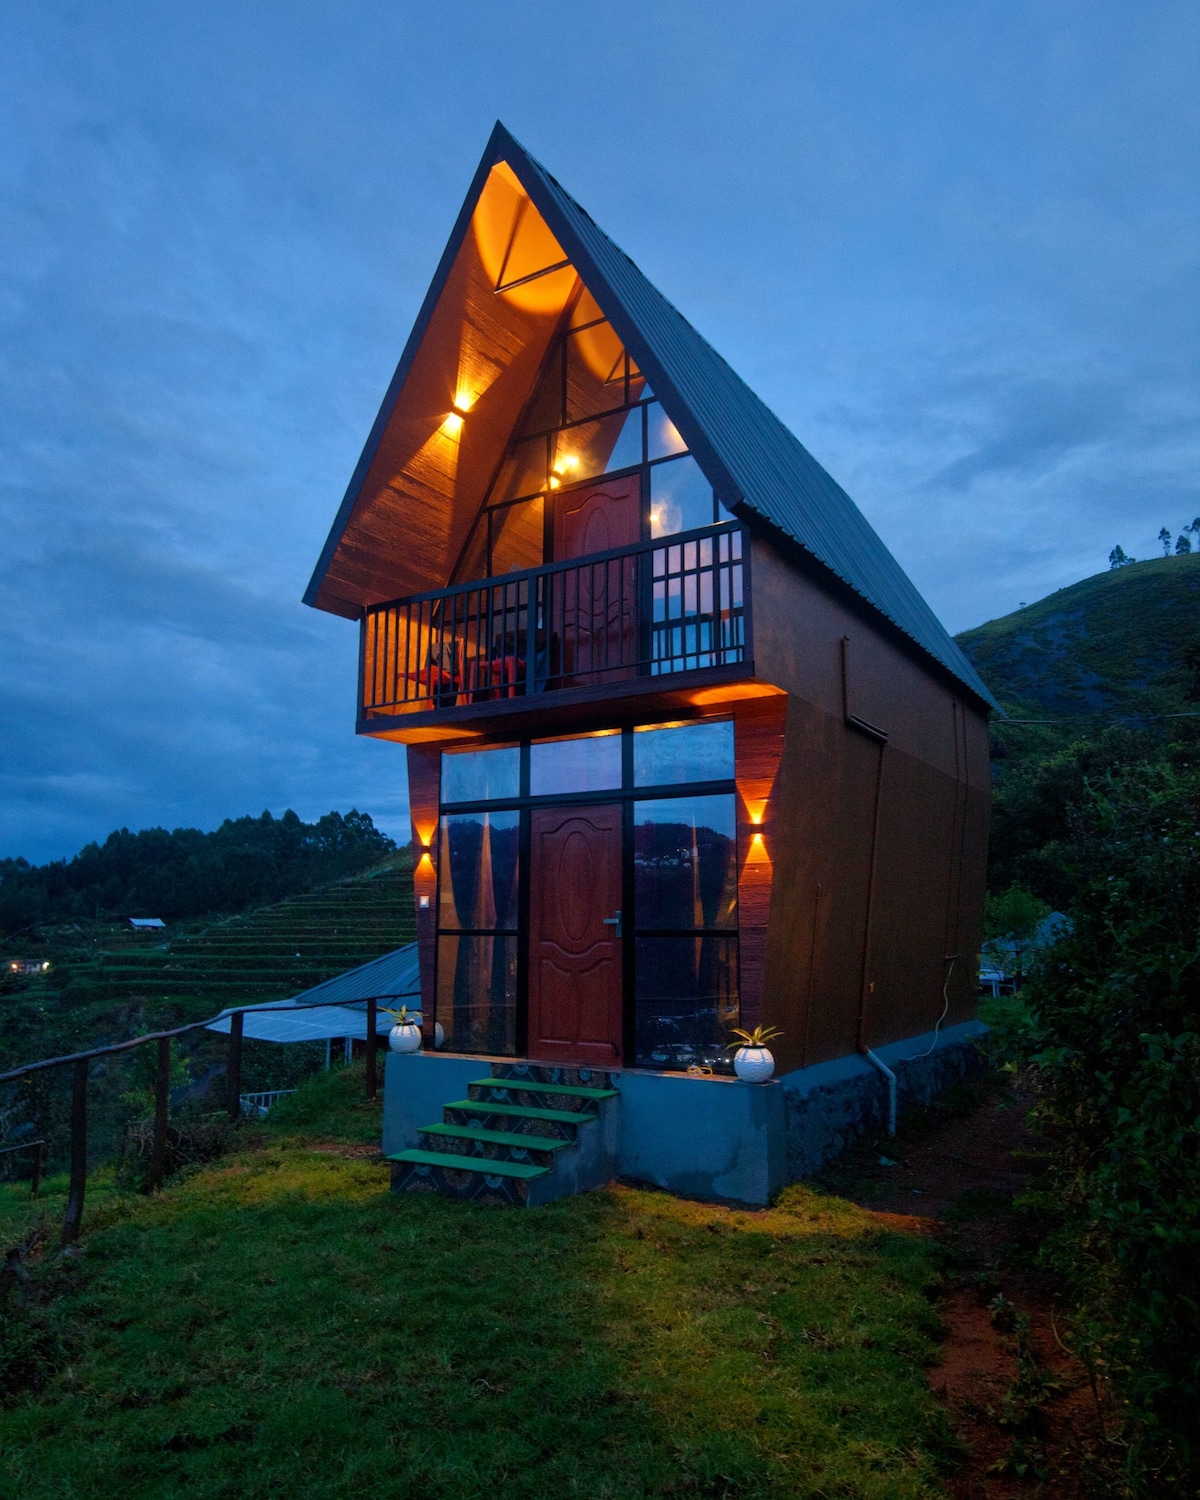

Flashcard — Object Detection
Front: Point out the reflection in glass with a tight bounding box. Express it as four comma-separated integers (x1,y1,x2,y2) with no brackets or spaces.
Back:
650,455,715,538
552,409,641,484
441,745,520,804
530,732,622,796
520,347,564,435
493,437,548,502
455,514,488,584
438,811,520,931
569,287,605,327
634,720,735,786
566,321,627,421
436,933,517,1055
634,935,738,1071
634,794,738,930
647,403,688,460
490,497,544,575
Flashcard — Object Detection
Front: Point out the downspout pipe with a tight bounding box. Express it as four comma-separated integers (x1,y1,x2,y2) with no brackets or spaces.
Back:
862,1048,897,1136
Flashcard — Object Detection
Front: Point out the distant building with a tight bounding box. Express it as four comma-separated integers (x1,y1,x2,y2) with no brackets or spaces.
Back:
127,917,167,931
8,959,50,974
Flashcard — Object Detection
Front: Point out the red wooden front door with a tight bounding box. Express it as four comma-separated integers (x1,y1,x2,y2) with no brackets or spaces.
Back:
553,473,641,685
527,803,624,1067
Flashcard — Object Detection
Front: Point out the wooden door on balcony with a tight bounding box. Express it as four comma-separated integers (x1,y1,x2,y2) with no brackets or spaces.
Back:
527,804,624,1067
552,473,640,685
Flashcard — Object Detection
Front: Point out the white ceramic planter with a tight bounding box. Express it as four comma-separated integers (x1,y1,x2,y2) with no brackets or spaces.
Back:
388,1022,423,1054
733,1044,775,1083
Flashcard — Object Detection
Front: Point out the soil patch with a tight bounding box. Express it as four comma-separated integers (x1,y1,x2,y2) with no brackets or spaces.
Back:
820,1078,1123,1497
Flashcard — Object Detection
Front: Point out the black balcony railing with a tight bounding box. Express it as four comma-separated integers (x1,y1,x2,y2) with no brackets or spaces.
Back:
361,522,748,715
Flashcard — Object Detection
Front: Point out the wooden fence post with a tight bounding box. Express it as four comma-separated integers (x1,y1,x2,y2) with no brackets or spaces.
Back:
62,1059,88,1244
227,1011,244,1122
148,1035,171,1192
366,998,378,1100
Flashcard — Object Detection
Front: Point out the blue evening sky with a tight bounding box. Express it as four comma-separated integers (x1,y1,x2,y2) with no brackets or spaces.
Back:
2,2,1196,862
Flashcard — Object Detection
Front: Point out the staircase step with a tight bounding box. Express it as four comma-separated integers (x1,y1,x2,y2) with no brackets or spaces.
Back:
387,1149,548,1180
443,1099,599,1127
420,1124,569,1153
470,1078,619,1101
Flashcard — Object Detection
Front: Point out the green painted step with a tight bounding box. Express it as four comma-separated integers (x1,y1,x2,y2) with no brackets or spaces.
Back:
420,1123,569,1153
388,1149,548,1180
443,1099,599,1127
471,1078,619,1100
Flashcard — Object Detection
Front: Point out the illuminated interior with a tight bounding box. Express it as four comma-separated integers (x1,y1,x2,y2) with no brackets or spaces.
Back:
309,161,732,619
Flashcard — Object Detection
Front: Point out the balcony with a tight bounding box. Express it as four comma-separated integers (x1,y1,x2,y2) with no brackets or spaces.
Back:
360,522,749,725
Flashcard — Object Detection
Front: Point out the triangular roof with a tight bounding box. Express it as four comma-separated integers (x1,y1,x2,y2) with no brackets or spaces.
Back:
305,123,996,710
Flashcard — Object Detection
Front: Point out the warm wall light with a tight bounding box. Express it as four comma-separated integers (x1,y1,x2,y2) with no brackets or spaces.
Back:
440,411,465,438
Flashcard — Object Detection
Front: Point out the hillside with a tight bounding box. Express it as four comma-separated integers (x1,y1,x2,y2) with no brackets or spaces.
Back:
0,856,416,1164
955,552,1200,717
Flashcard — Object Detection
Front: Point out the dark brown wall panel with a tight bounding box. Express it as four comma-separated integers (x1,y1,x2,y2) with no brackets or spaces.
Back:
405,745,441,1028
749,535,992,1066
733,696,788,1035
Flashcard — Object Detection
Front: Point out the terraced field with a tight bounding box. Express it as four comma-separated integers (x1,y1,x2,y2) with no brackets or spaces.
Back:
49,854,416,1024
0,856,416,1163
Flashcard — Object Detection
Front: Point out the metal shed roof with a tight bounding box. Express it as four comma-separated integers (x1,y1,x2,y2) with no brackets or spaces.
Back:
206,944,420,1044
306,122,997,711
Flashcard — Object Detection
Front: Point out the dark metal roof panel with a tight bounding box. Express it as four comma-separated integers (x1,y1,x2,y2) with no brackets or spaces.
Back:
504,135,997,710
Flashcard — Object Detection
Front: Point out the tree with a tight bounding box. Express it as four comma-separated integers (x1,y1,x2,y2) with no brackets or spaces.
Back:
1158,526,1172,556
982,883,1052,983
1176,533,1192,555
1109,544,1131,569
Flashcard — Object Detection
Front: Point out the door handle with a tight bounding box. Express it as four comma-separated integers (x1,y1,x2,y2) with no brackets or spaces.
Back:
602,910,623,938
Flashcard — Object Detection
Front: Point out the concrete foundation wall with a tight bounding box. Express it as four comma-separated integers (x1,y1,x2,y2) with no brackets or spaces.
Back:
779,1018,989,1179
382,1019,989,1208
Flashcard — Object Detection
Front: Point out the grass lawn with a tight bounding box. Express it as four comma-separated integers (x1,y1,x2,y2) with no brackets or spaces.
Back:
1,1069,958,1499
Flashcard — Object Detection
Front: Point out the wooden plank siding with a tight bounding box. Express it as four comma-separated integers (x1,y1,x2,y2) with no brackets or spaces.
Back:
732,696,788,1036
405,745,442,1032
750,534,990,1074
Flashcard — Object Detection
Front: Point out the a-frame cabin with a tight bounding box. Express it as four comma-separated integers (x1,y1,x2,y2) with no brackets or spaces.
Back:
305,124,996,1206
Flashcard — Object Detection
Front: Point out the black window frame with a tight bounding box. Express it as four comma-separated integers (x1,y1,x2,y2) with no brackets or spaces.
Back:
432,723,740,1065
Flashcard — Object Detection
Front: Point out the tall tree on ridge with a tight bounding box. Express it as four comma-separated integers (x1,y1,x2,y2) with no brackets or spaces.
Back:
1158,526,1172,556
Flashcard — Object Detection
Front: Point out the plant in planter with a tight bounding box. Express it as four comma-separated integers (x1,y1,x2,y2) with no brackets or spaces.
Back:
725,1025,783,1082
382,1005,424,1054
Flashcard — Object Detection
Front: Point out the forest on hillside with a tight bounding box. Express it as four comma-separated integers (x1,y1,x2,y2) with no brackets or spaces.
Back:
0,809,395,938
956,558,1200,1492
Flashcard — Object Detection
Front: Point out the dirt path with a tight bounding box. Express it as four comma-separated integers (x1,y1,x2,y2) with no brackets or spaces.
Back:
819,1079,1121,1497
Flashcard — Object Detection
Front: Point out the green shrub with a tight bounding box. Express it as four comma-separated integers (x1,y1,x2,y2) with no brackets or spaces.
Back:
1023,751,1200,1491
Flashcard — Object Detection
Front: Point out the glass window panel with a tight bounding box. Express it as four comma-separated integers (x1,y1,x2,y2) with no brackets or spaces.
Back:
634,720,735,786
650,455,714,538
530,731,622,796
435,934,518,1056
638,382,655,403
634,794,738,930
716,498,737,523
492,437,548,503
455,513,488,584
520,347,564,435
647,403,688,460
438,811,520,931
490,496,544,576
551,409,641,484
568,287,605,327
633,935,738,1071
566,321,628,422
441,745,520,804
